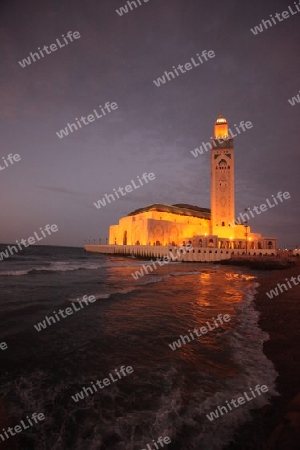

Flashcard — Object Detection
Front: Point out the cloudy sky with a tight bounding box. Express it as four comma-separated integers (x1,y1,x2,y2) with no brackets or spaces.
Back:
0,0,299,248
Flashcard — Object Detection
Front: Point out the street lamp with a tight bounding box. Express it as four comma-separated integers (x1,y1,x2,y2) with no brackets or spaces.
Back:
243,208,251,256
244,222,249,255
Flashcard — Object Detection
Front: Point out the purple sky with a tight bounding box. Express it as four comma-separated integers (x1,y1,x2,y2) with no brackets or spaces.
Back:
0,0,299,248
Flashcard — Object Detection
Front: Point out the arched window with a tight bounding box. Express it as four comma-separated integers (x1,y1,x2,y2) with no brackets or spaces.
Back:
208,239,214,248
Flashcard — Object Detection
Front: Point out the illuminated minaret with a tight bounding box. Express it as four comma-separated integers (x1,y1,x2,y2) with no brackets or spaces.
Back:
210,113,235,238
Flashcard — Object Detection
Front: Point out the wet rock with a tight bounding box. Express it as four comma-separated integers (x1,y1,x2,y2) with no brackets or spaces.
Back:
265,393,300,449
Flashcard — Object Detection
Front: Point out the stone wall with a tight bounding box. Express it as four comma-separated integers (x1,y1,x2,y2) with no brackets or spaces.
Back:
84,245,277,262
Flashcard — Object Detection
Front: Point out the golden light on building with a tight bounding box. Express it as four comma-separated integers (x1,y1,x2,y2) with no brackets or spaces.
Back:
107,114,277,252
214,113,229,139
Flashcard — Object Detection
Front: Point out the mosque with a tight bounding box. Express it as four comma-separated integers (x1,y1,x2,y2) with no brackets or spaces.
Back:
109,115,277,252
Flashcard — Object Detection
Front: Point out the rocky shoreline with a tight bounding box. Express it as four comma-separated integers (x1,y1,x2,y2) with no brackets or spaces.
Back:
224,260,300,449
219,255,296,271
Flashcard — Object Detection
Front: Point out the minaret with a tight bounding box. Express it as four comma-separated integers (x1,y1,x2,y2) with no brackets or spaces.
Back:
210,113,235,238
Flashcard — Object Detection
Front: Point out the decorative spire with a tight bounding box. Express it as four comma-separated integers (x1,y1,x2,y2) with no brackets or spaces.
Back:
214,112,229,138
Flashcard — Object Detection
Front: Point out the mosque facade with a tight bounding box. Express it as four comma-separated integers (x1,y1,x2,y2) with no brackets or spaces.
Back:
109,115,277,251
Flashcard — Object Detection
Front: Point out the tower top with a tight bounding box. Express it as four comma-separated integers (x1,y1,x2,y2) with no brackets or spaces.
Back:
214,113,229,139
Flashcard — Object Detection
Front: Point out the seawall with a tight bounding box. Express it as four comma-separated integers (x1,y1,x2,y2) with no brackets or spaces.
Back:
84,245,277,262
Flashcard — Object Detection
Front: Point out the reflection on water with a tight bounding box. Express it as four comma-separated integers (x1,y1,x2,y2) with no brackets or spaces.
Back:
0,249,277,450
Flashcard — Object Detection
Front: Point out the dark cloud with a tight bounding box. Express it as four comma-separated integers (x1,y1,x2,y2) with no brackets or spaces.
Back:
0,0,299,247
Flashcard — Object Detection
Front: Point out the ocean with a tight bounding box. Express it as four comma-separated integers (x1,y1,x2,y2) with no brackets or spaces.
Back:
0,245,278,450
